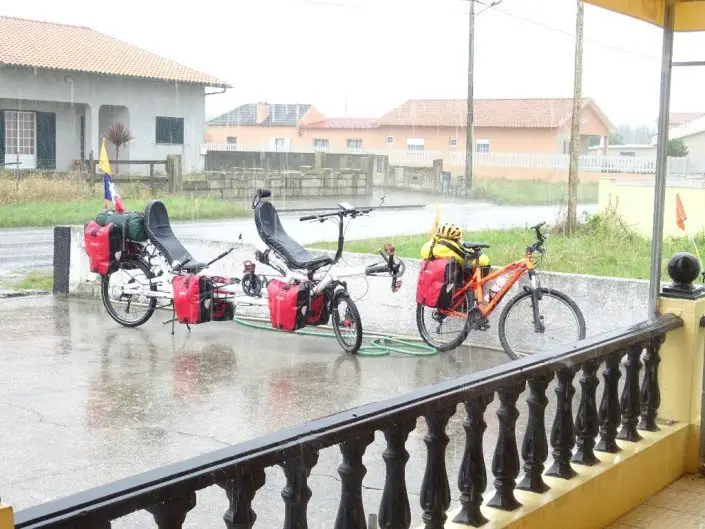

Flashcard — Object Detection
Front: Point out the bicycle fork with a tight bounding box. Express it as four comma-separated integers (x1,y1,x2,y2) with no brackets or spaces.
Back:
527,270,545,333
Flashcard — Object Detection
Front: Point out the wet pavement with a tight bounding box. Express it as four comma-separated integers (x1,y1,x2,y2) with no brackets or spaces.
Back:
0,295,516,528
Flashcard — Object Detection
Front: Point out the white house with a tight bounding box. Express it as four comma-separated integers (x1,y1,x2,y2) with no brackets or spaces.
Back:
0,16,230,173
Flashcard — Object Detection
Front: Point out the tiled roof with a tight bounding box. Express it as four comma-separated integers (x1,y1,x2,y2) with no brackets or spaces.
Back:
208,104,258,126
264,104,312,126
669,112,705,127
375,98,596,128
0,15,230,87
207,103,312,126
302,117,378,129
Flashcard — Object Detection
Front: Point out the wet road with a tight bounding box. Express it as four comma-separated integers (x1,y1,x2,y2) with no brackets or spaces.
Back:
0,295,514,528
0,190,597,272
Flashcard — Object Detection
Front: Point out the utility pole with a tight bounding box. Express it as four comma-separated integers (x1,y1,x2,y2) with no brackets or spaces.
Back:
567,0,584,233
465,0,475,196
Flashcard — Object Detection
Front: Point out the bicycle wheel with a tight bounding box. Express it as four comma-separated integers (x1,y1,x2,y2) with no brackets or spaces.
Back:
101,258,157,327
331,290,363,354
416,293,471,352
498,287,586,360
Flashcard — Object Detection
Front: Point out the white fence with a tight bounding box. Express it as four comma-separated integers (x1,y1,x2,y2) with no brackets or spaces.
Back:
201,142,702,175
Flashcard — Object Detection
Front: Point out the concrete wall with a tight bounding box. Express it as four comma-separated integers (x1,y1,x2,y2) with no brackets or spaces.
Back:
0,66,206,172
64,229,649,351
183,168,370,199
599,177,705,237
204,149,384,173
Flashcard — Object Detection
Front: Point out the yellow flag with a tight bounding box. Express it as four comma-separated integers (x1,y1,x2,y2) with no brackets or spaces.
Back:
97,138,111,176
430,202,441,238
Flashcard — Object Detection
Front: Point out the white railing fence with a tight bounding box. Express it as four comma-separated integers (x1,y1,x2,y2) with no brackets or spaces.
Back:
201,142,703,175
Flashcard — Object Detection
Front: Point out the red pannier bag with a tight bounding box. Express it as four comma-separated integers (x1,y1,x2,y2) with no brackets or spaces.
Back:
172,276,214,324
416,258,459,309
267,279,311,331
84,221,122,275
306,292,330,326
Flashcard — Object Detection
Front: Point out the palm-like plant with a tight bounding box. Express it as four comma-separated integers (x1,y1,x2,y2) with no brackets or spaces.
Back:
106,123,134,173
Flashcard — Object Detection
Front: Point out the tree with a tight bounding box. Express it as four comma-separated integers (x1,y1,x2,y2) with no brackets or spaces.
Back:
566,0,584,234
667,138,688,157
106,123,134,173
609,132,624,145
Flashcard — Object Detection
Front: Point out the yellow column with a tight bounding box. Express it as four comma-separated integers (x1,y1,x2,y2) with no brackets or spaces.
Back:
658,295,705,472
0,504,13,529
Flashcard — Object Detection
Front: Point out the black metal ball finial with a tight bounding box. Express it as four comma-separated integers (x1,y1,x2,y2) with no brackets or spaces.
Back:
667,252,701,286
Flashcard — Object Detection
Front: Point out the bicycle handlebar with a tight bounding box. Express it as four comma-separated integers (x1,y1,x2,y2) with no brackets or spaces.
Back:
299,208,372,222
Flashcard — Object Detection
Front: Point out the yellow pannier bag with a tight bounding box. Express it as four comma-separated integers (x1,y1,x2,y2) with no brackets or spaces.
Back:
420,236,467,266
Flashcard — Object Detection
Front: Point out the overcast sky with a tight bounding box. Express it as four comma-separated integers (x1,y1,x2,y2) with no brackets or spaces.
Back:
3,0,705,126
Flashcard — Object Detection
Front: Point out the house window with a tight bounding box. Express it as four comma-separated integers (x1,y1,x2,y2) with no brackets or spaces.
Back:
449,137,457,147
5,110,36,156
226,136,237,144
274,138,287,151
314,138,329,152
562,140,571,154
407,137,424,151
347,139,363,152
156,116,184,144
387,136,394,145
476,139,490,154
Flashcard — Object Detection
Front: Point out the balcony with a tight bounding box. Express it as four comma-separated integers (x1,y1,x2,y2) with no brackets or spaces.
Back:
1,265,704,529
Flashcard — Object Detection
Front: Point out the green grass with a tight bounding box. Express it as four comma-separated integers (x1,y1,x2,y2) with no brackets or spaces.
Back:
311,212,702,280
0,196,249,228
1,270,54,292
468,179,598,205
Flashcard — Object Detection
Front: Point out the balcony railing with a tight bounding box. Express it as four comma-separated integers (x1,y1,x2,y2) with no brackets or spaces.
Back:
9,313,682,529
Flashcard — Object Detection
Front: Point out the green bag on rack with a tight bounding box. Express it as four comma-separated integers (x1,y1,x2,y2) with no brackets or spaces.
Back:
95,210,148,242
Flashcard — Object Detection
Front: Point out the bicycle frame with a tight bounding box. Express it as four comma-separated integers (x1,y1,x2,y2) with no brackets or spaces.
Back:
445,251,538,319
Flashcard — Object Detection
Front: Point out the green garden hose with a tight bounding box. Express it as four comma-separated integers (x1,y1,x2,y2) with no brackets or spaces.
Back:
232,316,438,357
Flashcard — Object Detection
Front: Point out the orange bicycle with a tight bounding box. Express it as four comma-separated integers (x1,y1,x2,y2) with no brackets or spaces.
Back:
416,222,586,359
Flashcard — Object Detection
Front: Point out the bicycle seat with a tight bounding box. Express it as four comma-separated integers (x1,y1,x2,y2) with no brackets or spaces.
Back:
463,241,491,249
144,200,208,273
254,200,333,271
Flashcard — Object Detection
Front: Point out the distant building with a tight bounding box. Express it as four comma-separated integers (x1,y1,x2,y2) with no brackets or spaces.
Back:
0,15,229,172
210,98,615,156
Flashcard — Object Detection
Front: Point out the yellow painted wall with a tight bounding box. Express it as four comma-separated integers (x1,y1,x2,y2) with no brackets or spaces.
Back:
599,178,705,237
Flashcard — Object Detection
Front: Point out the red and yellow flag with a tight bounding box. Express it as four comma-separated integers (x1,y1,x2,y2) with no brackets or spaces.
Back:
676,193,686,231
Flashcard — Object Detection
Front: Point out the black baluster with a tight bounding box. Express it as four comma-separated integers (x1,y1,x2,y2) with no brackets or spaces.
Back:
639,336,664,432
219,467,266,529
595,352,623,453
517,373,553,493
146,492,197,529
617,345,643,442
487,380,526,511
335,434,375,529
453,393,494,527
379,420,416,529
75,517,111,529
281,446,319,529
546,367,577,479
572,360,601,466
420,407,456,529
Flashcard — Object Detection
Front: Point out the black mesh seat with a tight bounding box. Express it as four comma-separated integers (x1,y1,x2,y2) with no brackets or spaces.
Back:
144,200,207,273
254,201,332,271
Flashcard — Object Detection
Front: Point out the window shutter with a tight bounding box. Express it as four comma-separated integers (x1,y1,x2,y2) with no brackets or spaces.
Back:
0,111,4,166
36,112,56,170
